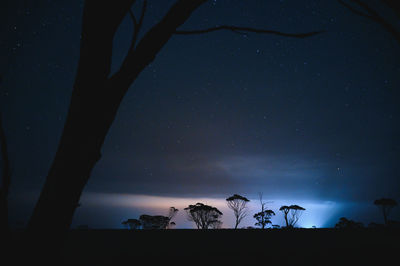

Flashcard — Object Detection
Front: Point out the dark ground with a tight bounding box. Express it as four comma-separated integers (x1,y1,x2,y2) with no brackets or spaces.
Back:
62,229,398,265
7,228,399,265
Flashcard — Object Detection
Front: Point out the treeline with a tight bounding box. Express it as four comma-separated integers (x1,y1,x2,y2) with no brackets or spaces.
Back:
121,193,307,230
118,195,398,230
335,198,399,229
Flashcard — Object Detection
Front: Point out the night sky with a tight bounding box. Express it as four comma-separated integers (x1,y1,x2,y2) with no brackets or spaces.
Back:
1,0,400,229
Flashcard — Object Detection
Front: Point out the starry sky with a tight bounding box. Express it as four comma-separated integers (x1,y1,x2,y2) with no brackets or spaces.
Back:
1,0,400,229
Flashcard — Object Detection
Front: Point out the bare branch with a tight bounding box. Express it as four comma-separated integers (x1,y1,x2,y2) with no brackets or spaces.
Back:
339,0,400,44
175,25,323,38
110,0,208,95
338,0,375,19
128,9,138,28
352,0,380,17
128,0,138,24
138,0,147,27
128,0,148,51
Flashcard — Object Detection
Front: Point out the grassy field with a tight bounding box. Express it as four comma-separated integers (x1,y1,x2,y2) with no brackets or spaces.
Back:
51,228,399,265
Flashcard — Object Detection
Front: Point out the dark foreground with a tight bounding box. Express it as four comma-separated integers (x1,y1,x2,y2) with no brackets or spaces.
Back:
10,228,400,265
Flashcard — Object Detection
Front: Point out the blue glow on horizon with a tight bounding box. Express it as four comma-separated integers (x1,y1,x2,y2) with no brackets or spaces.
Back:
70,193,346,229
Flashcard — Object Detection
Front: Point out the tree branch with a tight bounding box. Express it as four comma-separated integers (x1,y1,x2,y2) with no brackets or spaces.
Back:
110,0,208,95
352,0,380,17
128,9,137,27
175,25,323,38
128,0,147,51
339,0,400,44
338,0,375,19
74,0,135,88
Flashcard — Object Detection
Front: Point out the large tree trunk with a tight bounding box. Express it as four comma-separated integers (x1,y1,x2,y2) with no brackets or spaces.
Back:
382,208,388,225
25,0,207,261
27,0,134,233
284,213,289,227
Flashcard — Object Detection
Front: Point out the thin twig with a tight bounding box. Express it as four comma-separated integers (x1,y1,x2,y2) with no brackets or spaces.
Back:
175,25,323,38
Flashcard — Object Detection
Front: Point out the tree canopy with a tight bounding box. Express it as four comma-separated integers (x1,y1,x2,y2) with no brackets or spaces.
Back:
185,203,223,229
226,194,250,229
335,217,364,229
374,198,398,225
279,205,306,228
139,215,170,229
254,210,275,229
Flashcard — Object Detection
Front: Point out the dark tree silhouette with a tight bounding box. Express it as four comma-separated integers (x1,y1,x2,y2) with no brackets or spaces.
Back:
338,0,400,44
139,215,170,229
122,218,142,230
279,205,306,228
226,194,250,229
122,207,177,230
335,217,364,229
279,206,291,228
185,203,223,229
374,198,398,225
254,210,275,229
0,112,11,233
253,193,275,229
287,205,306,228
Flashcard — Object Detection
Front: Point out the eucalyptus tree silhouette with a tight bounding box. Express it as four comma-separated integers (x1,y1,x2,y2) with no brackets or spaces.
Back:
279,206,291,227
185,203,223,229
121,207,178,230
254,210,275,229
335,217,364,229
139,215,171,229
374,198,398,225
253,193,275,229
279,205,306,228
226,194,250,229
